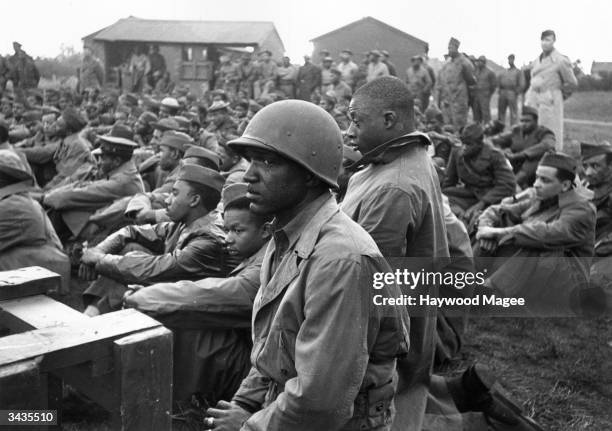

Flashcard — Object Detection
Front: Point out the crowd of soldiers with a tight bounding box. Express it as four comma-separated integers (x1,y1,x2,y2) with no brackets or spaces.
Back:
0,29,606,431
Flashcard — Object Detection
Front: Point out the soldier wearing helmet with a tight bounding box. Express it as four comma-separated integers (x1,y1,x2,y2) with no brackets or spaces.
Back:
204,99,410,430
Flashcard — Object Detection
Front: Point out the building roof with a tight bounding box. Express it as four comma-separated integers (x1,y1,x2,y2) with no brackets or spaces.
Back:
84,16,283,48
591,61,612,75
310,16,428,47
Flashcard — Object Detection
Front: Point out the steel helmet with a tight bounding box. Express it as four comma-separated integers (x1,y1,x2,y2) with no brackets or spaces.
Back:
228,100,343,188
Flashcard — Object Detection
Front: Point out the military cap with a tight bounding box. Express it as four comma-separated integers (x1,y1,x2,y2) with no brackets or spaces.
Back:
521,106,539,119
460,123,484,142
177,163,225,193
449,37,461,48
13,41,22,48
541,29,556,40
478,55,487,62
152,117,181,132
381,50,390,57
184,111,201,126
539,151,576,175
98,135,138,158
142,95,161,109
42,105,60,116
22,110,42,123
208,101,230,112
61,107,87,131
340,49,353,55
138,111,158,125
123,93,138,106
581,141,612,160
508,54,515,59
222,182,249,209
161,97,180,108
369,50,382,57
323,56,334,62
159,130,192,152
107,123,134,140
173,115,191,131
184,145,220,170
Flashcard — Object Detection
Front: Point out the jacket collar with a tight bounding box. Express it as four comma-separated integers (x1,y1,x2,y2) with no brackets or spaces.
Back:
349,131,431,169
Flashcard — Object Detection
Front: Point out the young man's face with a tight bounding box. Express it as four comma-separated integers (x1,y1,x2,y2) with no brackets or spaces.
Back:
165,180,197,222
519,114,537,133
347,95,386,154
216,145,237,171
234,106,247,118
242,148,309,216
583,154,612,187
534,165,566,200
159,145,178,171
318,99,333,113
541,35,555,52
223,208,268,258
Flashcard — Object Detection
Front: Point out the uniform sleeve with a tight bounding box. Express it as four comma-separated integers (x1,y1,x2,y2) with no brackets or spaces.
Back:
95,223,168,255
20,142,59,165
522,130,555,159
354,185,424,257
0,201,45,253
43,176,129,210
96,233,222,284
478,199,531,228
480,154,516,205
125,262,260,329
239,258,375,430
442,149,460,189
559,57,578,91
232,367,271,414
507,202,595,249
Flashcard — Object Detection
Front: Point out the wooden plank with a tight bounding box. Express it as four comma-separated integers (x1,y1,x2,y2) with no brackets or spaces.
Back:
0,295,87,332
0,358,42,409
0,267,61,300
0,309,162,368
112,327,173,431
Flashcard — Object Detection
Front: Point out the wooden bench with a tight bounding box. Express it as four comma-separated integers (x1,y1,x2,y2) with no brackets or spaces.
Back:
0,266,172,430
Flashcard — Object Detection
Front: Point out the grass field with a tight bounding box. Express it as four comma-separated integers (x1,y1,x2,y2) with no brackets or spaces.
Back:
565,91,612,123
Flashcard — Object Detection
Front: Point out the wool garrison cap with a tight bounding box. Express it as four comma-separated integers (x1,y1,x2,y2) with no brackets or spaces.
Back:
152,117,181,132
107,123,134,140
449,37,460,48
221,182,249,209
184,146,220,171
160,131,192,152
177,163,224,193
581,141,612,160
460,123,484,142
539,151,576,174
522,106,539,119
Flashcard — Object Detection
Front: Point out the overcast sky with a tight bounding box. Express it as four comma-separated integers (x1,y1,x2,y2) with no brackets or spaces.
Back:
1,0,609,71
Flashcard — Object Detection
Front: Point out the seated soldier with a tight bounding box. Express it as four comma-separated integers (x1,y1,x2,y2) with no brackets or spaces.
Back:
216,135,249,188
443,123,516,229
20,107,93,190
80,164,233,316
580,142,612,311
423,106,461,172
124,183,271,416
475,152,595,314
42,135,144,244
0,150,70,293
318,93,350,131
206,101,238,142
491,106,555,189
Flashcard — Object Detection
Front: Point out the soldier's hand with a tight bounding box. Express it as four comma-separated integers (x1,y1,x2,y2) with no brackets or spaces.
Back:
206,401,251,431
135,209,155,224
479,238,498,253
81,248,105,265
465,201,485,222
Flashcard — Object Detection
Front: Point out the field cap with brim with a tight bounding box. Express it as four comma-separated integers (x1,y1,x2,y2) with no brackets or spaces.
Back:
208,101,230,112
460,123,484,142
98,135,138,158
161,97,180,108
160,130,192,152
581,141,612,160
138,111,158,125
222,182,248,209
173,115,191,131
0,149,33,183
177,163,225,193
184,146,220,170
521,106,539,119
152,117,181,132
107,123,134,140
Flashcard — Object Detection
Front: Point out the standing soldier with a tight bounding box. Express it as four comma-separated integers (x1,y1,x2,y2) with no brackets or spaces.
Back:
296,55,321,101
381,50,397,77
79,47,104,91
336,49,358,89
342,76,448,431
147,45,167,88
406,55,433,112
236,53,257,99
276,56,298,98
436,37,476,130
320,56,335,94
253,50,277,99
203,99,410,430
471,55,497,124
525,30,577,150
497,54,525,126
215,55,239,98
8,42,40,96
